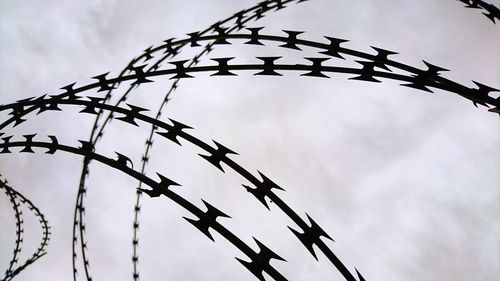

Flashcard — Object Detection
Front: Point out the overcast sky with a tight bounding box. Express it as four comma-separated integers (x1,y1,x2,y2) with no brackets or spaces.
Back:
1,0,499,280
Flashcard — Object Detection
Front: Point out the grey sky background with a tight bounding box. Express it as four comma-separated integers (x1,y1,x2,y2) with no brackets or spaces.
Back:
0,0,499,280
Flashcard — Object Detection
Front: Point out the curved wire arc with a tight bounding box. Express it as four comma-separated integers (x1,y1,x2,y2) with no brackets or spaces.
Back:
68,2,303,279
2,99,366,280
0,135,293,281
0,178,50,281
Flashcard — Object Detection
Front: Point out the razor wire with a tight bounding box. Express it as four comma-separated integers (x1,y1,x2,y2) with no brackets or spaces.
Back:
1,182,23,281
1,54,498,124
0,133,316,281
3,95,347,276
90,17,500,280
79,1,303,280
457,0,500,23
0,0,499,280
71,1,302,280
2,72,498,279
2,95,371,279
66,24,500,277
0,177,50,281
0,54,498,281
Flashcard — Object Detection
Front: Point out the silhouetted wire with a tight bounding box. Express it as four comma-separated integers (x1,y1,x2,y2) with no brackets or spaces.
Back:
1,183,23,281
70,2,301,280
457,0,500,23
0,177,50,281
2,98,368,280
0,135,291,281
0,55,498,278
128,2,301,280
126,1,300,280
1,57,498,123
1,1,499,280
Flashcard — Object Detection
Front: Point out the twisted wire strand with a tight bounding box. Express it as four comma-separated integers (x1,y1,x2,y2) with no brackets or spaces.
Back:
0,135,290,281
1,182,23,281
0,177,50,281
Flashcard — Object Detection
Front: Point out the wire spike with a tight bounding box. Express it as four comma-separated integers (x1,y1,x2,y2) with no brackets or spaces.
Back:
279,30,304,50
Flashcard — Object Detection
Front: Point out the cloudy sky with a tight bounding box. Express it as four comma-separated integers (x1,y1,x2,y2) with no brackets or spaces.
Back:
1,0,499,280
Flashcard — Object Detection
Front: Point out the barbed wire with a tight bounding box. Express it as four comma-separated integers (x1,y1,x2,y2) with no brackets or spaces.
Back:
1,54,498,124
2,52,496,278
0,54,498,278
68,2,302,280
1,1,498,280
91,11,500,277
1,181,23,281
0,176,51,281
457,0,500,23
2,95,393,280
0,134,308,281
